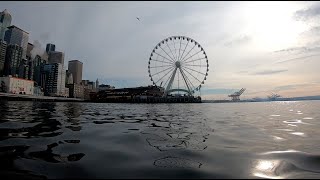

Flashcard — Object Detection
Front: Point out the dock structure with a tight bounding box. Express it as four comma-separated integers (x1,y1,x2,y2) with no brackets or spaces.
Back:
0,92,84,102
91,85,202,103
93,95,201,103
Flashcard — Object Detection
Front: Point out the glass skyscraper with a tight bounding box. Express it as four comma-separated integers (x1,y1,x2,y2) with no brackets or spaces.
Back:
4,25,29,59
46,43,55,53
0,9,12,40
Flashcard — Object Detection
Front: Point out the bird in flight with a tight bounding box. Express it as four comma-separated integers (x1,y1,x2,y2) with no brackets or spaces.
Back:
136,17,140,21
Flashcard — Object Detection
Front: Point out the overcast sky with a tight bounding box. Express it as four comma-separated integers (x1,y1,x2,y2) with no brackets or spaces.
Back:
1,1,320,99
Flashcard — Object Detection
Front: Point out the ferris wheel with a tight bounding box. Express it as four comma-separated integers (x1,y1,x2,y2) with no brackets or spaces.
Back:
148,36,209,96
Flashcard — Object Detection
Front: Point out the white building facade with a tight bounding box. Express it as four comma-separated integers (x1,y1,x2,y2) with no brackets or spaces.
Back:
0,76,34,95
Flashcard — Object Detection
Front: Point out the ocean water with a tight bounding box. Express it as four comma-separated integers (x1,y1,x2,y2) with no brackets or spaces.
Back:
0,100,320,179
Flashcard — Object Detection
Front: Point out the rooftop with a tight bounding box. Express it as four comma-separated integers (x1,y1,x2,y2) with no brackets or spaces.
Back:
69,60,83,64
7,25,29,34
1,9,11,16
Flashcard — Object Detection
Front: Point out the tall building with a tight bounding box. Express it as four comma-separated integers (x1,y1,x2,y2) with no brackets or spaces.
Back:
65,70,73,84
4,25,29,59
27,58,33,80
33,55,47,87
46,43,55,53
42,63,66,96
68,60,83,84
0,39,7,76
96,78,99,90
26,42,33,60
18,59,29,79
66,83,84,99
4,44,22,77
48,51,64,65
0,9,12,40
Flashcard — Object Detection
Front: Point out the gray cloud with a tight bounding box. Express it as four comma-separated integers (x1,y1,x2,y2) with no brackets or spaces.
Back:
274,83,318,91
224,35,251,47
236,70,249,74
273,47,309,54
201,88,237,95
252,69,288,75
294,3,320,21
276,53,320,64
300,26,320,37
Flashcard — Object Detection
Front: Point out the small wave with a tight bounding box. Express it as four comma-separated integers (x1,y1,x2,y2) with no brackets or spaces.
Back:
303,117,313,120
290,132,306,137
154,156,202,168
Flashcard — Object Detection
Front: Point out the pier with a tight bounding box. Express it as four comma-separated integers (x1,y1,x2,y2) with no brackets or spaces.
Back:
0,92,84,102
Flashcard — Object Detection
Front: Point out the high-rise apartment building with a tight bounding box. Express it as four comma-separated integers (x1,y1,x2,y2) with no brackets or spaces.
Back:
0,39,7,76
4,25,29,59
46,43,55,53
68,60,83,84
0,9,12,40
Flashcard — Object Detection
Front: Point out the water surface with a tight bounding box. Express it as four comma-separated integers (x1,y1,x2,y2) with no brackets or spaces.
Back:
1,100,320,178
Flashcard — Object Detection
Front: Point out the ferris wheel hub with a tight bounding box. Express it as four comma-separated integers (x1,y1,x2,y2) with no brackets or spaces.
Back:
175,61,181,68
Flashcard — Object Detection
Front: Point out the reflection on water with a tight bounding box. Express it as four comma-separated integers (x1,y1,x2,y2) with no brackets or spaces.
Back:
253,150,320,179
0,101,320,178
28,142,85,163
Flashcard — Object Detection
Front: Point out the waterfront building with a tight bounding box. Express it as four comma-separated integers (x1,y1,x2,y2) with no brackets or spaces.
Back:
65,87,69,98
68,60,83,84
0,9,12,40
42,63,66,97
4,44,23,77
98,84,115,91
48,51,64,65
0,39,7,76
33,86,44,96
46,43,55,53
0,76,34,95
96,78,99,89
4,25,29,59
66,83,84,98
84,88,95,100
82,80,96,99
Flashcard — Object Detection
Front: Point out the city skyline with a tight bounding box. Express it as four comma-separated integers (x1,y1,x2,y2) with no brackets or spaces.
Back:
1,1,320,99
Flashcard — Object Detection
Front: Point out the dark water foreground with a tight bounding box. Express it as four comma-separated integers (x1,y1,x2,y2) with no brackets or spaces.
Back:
0,100,320,179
